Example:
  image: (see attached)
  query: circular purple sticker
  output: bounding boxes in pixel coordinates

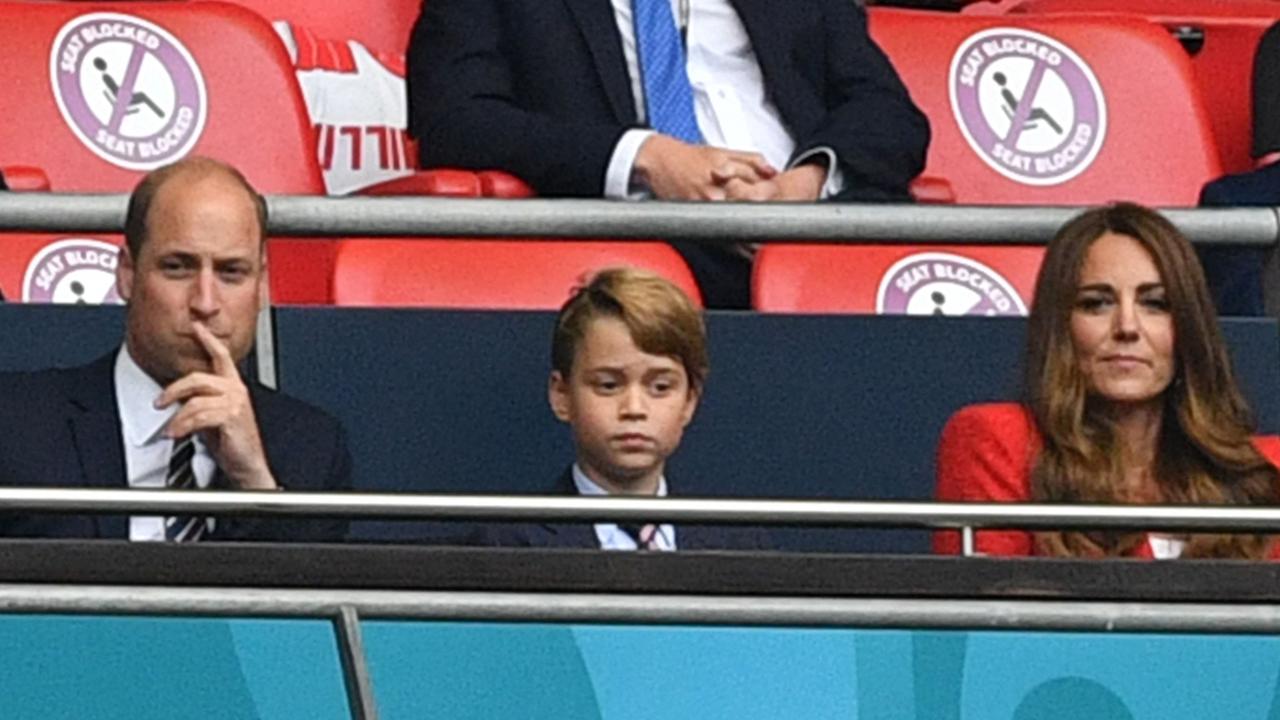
[876,252,1027,316]
[49,12,207,171]
[22,239,124,305]
[950,28,1106,186]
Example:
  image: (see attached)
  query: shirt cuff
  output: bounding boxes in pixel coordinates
[605,129,657,199]
[790,146,844,200]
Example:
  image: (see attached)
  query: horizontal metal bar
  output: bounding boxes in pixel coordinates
[1,584,1278,632]
[0,194,1275,245]
[7,488,1280,532]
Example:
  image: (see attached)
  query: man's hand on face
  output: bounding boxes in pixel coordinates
[157,322,278,490]
[634,134,777,200]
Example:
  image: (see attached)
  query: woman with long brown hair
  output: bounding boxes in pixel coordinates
[934,202,1280,558]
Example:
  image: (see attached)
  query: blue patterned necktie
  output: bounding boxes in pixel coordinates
[632,0,703,143]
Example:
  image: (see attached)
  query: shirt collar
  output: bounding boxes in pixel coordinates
[572,463,668,498]
[114,345,177,447]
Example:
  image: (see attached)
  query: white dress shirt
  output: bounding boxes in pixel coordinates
[604,0,843,199]
[572,463,676,551]
[114,347,216,541]
[1147,535,1186,559]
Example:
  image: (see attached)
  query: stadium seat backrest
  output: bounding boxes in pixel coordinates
[0,235,124,305]
[998,0,1280,18]
[868,8,1222,205]
[752,244,1044,315]
[0,1,332,302]
[228,0,419,57]
[993,1,1280,175]
[332,240,704,309]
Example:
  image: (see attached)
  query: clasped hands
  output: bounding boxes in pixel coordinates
[155,322,278,491]
[634,134,824,202]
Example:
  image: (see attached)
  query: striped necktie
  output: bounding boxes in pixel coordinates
[632,0,702,144]
[618,522,660,551]
[164,435,210,542]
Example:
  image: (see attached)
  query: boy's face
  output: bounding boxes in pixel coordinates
[549,316,700,495]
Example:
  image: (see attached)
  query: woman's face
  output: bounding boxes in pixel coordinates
[1069,232,1176,407]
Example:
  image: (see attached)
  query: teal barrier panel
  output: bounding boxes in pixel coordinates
[362,621,1280,720]
[0,615,352,719]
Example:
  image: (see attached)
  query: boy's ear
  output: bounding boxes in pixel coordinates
[548,370,572,423]
[680,385,701,427]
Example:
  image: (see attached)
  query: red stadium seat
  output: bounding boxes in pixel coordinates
[867,8,1223,205]
[227,0,419,57]
[332,240,703,309]
[0,166,52,193]
[752,244,1044,315]
[0,235,124,305]
[982,0,1280,175]
[0,1,332,303]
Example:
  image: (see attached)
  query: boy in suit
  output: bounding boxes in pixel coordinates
[484,267,768,550]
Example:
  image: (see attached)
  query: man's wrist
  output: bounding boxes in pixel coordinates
[778,164,825,201]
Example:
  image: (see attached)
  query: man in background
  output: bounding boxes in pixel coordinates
[0,156,351,541]
[1198,21,1280,316]
[408,0,930,307]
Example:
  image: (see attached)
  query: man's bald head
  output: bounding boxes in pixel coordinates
[123,156,268,259]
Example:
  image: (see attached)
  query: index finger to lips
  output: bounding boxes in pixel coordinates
[192,322,235,377]
[157,373,225,409]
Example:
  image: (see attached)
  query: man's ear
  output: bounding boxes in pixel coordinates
[257,258,270,308]
[116,245,135,302]
[680,385,701,427]
[548,370,572,423]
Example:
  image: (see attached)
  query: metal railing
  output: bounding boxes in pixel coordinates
[1,193,1278,244]
[6,488,1280,556]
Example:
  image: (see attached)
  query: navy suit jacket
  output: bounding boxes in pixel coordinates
[473,468,774,551]
[1197,162,1280,316]
[0,352,352,542]
[407,0,929,201]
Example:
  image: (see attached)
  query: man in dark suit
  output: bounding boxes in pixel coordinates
[407,0,930,307]
[0,157,351,542]
[1197,20,1280,317]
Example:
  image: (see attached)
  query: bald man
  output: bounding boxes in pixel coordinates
[0,157,351,542]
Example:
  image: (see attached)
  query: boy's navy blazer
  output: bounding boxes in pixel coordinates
[0,351,352,542]
[475,468,773,551]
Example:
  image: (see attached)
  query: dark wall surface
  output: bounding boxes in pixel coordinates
[3,306,1278,552]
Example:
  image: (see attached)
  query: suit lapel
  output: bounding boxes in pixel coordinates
[562,0,637,123]
[536,466,602,548]
[728,0,808,128]
[65,352,129,539]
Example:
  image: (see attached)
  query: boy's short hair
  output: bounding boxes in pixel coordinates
[551,267,708,392]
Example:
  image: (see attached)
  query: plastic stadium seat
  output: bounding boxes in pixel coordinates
[986,0,1280,175]
[0,235,124,305]
[360,170,483,197]
[228,0,419,57]
[752,244,1044,315]
[867,8,1222,205]
[0,1,332,302]
[332,240,704,309]
[0,166,52,193]
[478,171,537,199]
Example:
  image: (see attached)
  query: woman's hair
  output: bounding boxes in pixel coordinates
[551,267,708,393]
[1024,202,1280,558]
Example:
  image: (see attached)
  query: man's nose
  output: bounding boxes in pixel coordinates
[190,268,220,317]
